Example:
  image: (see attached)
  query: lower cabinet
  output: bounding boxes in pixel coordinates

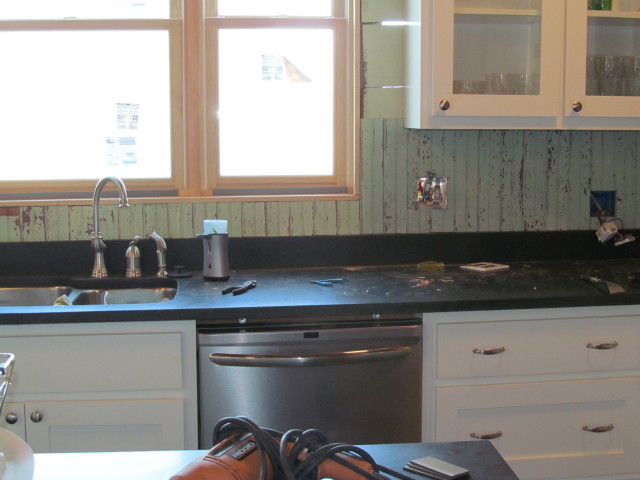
[2,399,184,452]
[0,320,197,453]
[423,306,640,480]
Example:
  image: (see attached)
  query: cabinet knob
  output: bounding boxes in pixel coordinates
[30,411,43,423]
[470,430,503,440]
[439,99,450,111]
[571,101,583,112]
[5,413,18,425]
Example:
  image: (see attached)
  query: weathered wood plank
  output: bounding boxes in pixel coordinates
[264,202,279,237]
[68,205,92,241]
[228,203,242,237]
[44,206,70,242]
[253,202,267,237]
[465,131,479,232]
[277,202,291,236]
[301,202,314,236]
[192,203,208,236]
[360,119,374,234]
[615,132,636,225]
[545,132,560,231]
[429,130,445,233]
[383,119,397,233]
[0,208,20,242]
[18,206,46,242]
[405,127,422,234]
[568,131,593,231]
[419,129,434,233]
[555,131,571,231]
[453,131,469,232]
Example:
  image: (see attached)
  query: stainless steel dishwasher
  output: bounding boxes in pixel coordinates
[197,317,422,448]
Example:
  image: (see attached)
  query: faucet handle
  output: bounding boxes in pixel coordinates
[125,236,142,278]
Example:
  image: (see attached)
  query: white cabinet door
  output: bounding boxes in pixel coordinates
[565,2,640,125]
[436,377,640,480]
[431,0,564,118]
[24,399,184,454]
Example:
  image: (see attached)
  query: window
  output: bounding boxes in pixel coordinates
[0,0,359,202]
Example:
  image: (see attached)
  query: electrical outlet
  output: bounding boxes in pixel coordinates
[590,190,616,218]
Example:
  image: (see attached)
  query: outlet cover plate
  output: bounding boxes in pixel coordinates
[590,190,616,218]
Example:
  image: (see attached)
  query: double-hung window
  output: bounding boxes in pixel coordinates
[0,1,183,200]
[0,0,358,202]
[203,0,358,197]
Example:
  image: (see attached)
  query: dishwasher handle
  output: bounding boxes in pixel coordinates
[208,346,412,367]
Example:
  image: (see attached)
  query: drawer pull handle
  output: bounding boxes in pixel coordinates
[470,431,502,440]
[583,424,614,433]
[472,347,505,355]
[586,341,618,350]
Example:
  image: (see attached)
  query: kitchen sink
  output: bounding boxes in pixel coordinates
[71,287,177,305]
[0,277,178,307]
[0,286,73,307]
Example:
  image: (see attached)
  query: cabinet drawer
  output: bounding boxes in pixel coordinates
[436,377,640,480]
[0,332,183,394]
[437,316,640,379]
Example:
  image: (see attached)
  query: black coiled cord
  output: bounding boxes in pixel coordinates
[212,417,407,480]
[213,416,283,480]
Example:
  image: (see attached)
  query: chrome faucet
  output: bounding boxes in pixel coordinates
[147,231,168,278]
[91,176,130,278]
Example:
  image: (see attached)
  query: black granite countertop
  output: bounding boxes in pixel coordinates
[3,257,640,326]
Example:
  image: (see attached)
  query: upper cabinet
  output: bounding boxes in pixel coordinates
[565,1,640,128]
[406,0,640,129]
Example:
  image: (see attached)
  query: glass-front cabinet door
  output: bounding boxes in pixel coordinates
[431,0,564,118]
[565,0,640,121]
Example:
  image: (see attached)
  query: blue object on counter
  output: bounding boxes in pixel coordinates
[309,278,344,287]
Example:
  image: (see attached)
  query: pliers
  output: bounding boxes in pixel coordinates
[222,280,257,295]
[309,278,344,287]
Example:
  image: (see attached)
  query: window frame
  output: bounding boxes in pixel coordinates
[201,0,359,199]
[0,0,360,204]
[0,15,186,201]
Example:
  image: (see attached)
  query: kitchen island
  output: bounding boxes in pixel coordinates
[32,441,518,480]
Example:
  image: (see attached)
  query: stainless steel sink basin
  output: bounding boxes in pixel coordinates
[71,287,177,305]
[0,277,178,307]
[0,286,73,307]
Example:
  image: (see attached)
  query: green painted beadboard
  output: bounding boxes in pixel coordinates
[2,123,638,242]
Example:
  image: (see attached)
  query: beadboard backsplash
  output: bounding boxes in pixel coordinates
[1,119,637,242]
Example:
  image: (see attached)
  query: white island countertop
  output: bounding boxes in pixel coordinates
[33,450,203,480]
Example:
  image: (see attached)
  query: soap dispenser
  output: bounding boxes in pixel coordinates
[125,236,142,278]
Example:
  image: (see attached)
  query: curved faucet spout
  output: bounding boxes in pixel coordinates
[92,176,129,238]
[91,176,130,278]
[148,231,168,278]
